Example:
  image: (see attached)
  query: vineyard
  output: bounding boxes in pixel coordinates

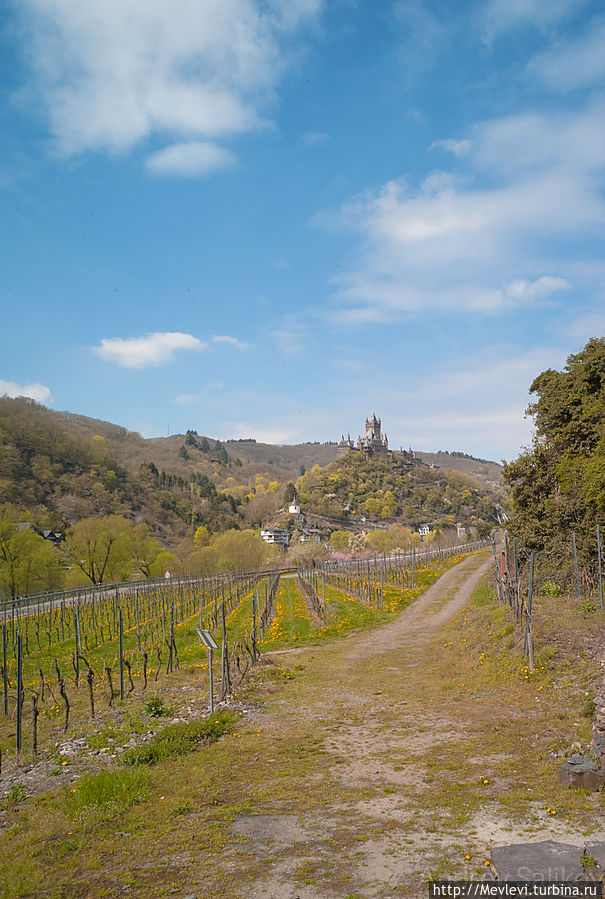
[0,541,487,774]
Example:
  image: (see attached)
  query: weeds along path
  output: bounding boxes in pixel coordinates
[5,551,605,899]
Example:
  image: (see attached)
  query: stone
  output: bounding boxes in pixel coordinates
[585,842,605,869]
[559,754,605,791]
[490,841,584,881]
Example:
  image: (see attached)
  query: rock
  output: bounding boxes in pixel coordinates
[585,842,605,869]
[559,754,605,791]
[490,841,585,881]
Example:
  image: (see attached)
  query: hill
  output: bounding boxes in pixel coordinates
[414,450,503,489]
[0,398,506,542]
[295,450,505,535]
[0,398,241,540]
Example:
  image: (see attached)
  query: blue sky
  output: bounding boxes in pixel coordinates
[1,0,604,461]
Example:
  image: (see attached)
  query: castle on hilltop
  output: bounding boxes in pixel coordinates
[338,412,389,459]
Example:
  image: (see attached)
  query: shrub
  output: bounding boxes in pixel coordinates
[582,699,596,718]
[541,581,562,597]
[144,696,170,718]
[1,784,26,808]
[581,601,597,613]
[122,711,235,767]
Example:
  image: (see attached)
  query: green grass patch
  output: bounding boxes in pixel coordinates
[66,767,149,822]
[121,710,235,766]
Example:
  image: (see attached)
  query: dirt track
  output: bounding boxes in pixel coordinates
[9,552,601,899]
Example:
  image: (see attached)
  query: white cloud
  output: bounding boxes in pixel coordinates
[145,142,235,177]
[565,310,605,343]
[504,276,569,300]
[529,17,605,93]
[272,326,306,356]
[95,332,206,368]
[429,138,471,157]
[325,99,605,322]
[211,335,248,350]
[229,424,302,444]
[173,393,202,406]
[370,345,570,459]
[0,379,53,404]
[17,0,321,164]
[480,0,583,40]
[301,130,329,145]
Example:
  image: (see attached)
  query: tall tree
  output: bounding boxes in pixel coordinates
[504,338,605,567]
[64,515,132,585]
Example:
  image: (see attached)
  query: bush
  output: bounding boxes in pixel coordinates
[582,699,596,718]
[581,601,597,613]
[122,711,235,767]
[144,696,170,718]
[541,581,562,597]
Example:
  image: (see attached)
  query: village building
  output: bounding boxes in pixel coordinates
[260,527,290,547]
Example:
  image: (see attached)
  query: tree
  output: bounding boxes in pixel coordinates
[0,517,64,600]
[381,490,398,519]
[348,532,367,557]
[504,338,605,571]
[365,529,391,553]
[329,530,351,551]
[64,515,132,585]
[211,529,273,572]
[193,525,210,547]
[283,482,296,504]
[128,523,164,578]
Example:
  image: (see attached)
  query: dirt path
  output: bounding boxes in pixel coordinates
[236,553,493,898]
[219,551,601,899]
[10,552,603,899]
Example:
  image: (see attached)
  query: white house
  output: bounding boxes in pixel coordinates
[418,524,430,537]
[261,528,290,547]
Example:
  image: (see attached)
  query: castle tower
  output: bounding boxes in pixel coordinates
[365,412,381,440]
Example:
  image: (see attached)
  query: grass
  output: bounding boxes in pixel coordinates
[121,710,236,766]
[66,767,150,822]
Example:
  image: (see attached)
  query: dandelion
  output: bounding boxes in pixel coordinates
[465,854,471,860]
[484,860,490,867]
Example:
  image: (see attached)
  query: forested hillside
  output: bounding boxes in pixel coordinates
[0,397,505,544]
[296,451,504,535]
[0,398,241,539]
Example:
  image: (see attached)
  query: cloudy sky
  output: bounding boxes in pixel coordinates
[1,0,604,460]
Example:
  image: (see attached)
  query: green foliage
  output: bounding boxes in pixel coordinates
[121,711,235,766]
[580,601,597,613]
[504,338,605,578]
[582,699,596,718]
[144,696,170,718]
[0,397,243,546]
[297,451,500,530]
[0,513,64,600]
[66,768,149,820]
[64,515,133,585]
[171,801,193,816]
[541,581,562,596]
[1,784,27,808]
